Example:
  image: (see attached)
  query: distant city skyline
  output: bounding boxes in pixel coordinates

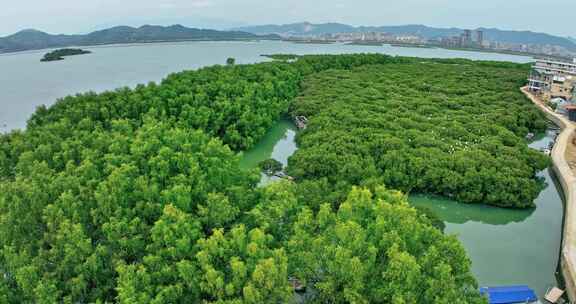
[0,0,574,38]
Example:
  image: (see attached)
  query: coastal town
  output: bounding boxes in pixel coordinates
[528,57,576,118]
[285,28,575,59]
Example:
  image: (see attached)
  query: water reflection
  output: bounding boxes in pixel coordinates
[239,119,297,185]
[530,129,560,150]
[409,128,563,299]
[240,120,563,299]
[410,194,535,225]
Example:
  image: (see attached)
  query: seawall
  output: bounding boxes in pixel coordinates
[521,87,576,301]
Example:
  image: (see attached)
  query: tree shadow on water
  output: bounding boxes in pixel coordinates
[409,194,535,226]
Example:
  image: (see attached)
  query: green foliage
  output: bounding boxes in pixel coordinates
[258,158,283,176]
[549,101,558,111]
[415,205,446,232]
[195,225,292,303]
[0,120,258,303]
[0,53,543,303]
[226,57,236,65]
[22,61,302,151]
[255,185,485,304]
[288,61,549,208]
[41,48,91,62]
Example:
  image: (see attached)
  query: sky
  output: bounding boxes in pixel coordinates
[0,0,574,38]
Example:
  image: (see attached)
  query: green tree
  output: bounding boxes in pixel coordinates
[285,187,485,303]
[258,158,283,176]
[196,225,292,303]
[0,54,529,302]
[288,60,549,208]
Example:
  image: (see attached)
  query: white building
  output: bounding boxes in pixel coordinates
[528,58,576,101]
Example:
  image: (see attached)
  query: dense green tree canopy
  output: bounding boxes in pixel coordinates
[0,120,259,303]
[0,53,547,302]
[288,61,548,208]
[259,158,284,176]
[285,186,483,304]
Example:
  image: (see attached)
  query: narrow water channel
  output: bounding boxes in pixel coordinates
[239,119,297,185]
[240,123,564,300]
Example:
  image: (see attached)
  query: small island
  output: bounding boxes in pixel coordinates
[261,54,300,62]
[41,48,91,62]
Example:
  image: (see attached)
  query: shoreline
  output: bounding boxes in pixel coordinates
[0,38,280,56]
[2,39,540,59]
[440,46,568,61]
[521,87,576,301]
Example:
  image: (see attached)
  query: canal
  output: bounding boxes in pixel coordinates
[240,122,565,300]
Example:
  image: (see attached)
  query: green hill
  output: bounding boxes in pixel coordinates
[235,22,576,51]
[0,25,280,53]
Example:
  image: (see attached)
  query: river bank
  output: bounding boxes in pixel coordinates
[522,87,576,301]
[241,116,564,299]
[410,129,563,299]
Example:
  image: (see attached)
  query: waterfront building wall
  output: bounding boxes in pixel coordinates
[529,58,576,101]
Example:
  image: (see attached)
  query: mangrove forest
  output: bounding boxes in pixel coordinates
[0,54,547,303]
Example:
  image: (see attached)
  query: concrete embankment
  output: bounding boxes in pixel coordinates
[521,87,576,301]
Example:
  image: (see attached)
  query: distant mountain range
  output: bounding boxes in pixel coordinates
[0,24,280,53]
[234,22,576,51]
[2,22,573,54]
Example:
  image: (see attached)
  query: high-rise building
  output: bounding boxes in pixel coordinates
[463,30,472,43]
[475,30,484,46]
[442,29,485,49]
